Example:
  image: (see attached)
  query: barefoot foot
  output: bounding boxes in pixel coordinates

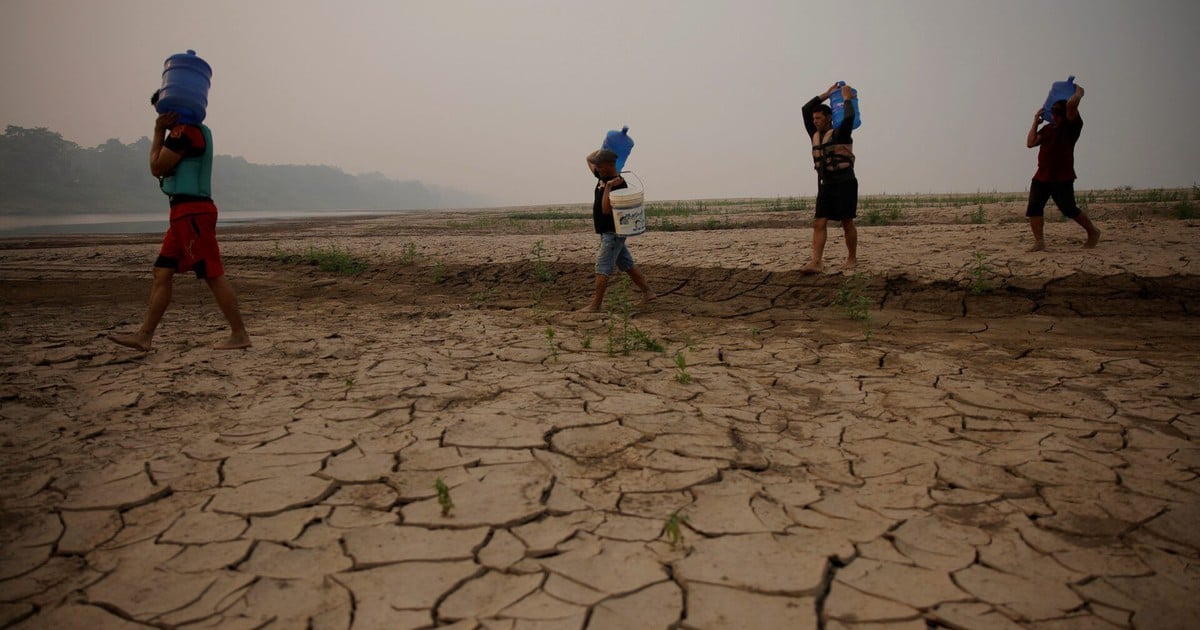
[1084,229,1100,249]
[576,303,602,313]
[1026,240,1046,253]
[839,259,857,272]
[799,263,824,275]
[109,332,152,352]
[213,334,252,350]
[639,291,657,305]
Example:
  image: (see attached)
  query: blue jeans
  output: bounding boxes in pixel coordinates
[595,232,634,276]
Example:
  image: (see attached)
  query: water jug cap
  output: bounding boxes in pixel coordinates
[187,49,196,55]
[621,125,629,135]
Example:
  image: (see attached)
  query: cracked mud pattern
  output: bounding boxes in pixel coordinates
[1,214,1198,629]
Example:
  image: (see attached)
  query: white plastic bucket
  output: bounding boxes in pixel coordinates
[610,172,646,237]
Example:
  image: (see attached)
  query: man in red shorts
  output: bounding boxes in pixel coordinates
[110,97,250,351]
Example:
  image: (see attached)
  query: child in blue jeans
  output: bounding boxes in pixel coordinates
[579,149,655,312]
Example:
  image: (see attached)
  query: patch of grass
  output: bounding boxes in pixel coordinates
[274,244,367,275]
[1174,200,1198,220]
[864,206,902,226]
[508,208,584,221]
[432,260,447,284]
[969,205,987,224]
[470,287,496,304]
[582,334,592,350]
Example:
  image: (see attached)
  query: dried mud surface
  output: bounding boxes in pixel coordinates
[1,205,1198,629]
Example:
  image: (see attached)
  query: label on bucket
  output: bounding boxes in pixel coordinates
[613,205,646,237]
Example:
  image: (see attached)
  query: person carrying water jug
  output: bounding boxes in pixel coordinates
[110,91,251,351]
[1023,80,1100,251]
[578,149,655,312]
[800,82,859,274]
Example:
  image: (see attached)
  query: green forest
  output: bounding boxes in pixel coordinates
[0,126,484,215]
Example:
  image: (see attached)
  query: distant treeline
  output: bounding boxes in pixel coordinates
[0,125,484,215]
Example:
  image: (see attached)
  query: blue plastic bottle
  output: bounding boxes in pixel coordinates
[602,126,635,171]
[829,82,862,130]
[156,50,212,125]
[1042,76,1076,121]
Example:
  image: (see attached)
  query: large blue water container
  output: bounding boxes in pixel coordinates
[829,82,862,130]
[1042,75,1075,121]
[156,50,212,125]
[602,126,635,171]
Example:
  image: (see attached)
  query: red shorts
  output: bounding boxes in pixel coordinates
[156,201,224,279]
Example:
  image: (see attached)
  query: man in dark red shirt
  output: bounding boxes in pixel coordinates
[1024,81,1100,251]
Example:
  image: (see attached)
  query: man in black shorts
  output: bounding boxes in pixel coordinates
[1024,80,1100,251]
[801,82,859,274]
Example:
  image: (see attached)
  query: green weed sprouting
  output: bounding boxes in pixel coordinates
[664,511,689,548]
[532,240,555,282]
[545,326,558,361]
[833,272,872,321]
[1174,200,1198,220]
[399,242,417,265]
[674,351,692,384]
[606,276,664,356]
[435,478,454,517]
[969,205,987,224]
[969,251,994,295]
[432,260,447,284]
[582,334,592,350]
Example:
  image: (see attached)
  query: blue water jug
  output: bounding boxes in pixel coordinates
[156,50,212,125]
[829,82,862,130]
[602,126,635,171]
[1042,75,1075,121]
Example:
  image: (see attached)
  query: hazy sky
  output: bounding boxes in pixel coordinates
[2,0,1198,207]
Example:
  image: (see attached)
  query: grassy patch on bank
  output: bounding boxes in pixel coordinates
[273,244,367,275]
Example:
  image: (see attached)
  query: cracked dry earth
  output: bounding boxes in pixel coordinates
[1,213,1199,629]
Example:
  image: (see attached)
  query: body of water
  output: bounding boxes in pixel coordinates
[0,209,409,237]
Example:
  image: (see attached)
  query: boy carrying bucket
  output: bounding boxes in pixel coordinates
[578,149,655,312]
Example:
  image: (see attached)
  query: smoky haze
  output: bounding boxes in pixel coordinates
[2,0,1198,208]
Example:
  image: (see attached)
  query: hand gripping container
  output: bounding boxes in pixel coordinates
[156,50,212,125]
[829,81,862,130]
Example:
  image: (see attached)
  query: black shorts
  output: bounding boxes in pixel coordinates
[1026,179,1081,219]
[815,176,858,221]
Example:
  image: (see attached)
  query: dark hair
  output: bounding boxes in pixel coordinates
[815,104,832,117]
[1051,99,1067,111]
[150,90,161,106]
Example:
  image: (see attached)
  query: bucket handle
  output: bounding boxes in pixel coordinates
[618,170,643,191]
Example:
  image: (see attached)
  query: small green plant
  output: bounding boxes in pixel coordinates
[605,276,664,356]
[748,327,760,339]
[582,334,592,350]
[545,327,558,361]
[532,285,546,309]
[663,511,689,549]
[470,287,497,304]
[969,205,987,224]
[435,478,454,517]
[1174,200,1198,220]
[969,251,994,295]
[532,240,555,282]
[833,272,872,321]
[674,351,692,384]
[432,260,447,284]
[344,377,355,389]
[399,242,417,265]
